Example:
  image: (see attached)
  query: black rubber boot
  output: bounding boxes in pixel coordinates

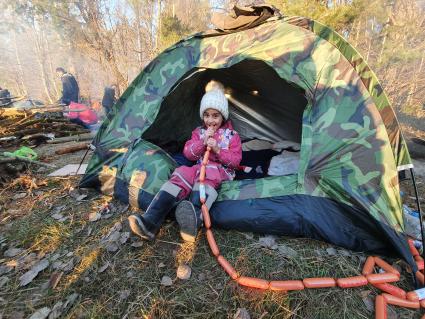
[128,182,181,241]
[176,185,218,242]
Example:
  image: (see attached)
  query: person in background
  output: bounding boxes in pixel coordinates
[0,86,12,105]
[56,67,79,105]
[101,85,117,115]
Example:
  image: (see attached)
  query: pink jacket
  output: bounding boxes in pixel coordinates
[183,120,242,179]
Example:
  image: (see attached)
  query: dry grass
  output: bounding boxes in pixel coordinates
[0,174,424,319]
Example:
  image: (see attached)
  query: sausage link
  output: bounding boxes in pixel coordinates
[375,295,387,319]
[372,283,406,299]
[337,276,368,288]
[269,280,304,291]
[362,256,375,275]
[201,204,211,229]
[366,273,399,284]
[217,255,238,280]
[303,278,336,288]
[238,276,270,290]
[205,229,219,256]
[374,257,399,275]
[382,293,420,309]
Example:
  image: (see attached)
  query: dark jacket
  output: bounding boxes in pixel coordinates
[60,73,79,105]
[0,89,11,105]
[101,86,116,114]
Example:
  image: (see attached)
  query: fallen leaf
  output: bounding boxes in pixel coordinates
[13,193,27,200]
[48,301,64,319]
[4,247,23,257]
[101,213,113,219]
[19,258,49,286]
[69,189,85,200]
[277,245,298,258]
[76,194,87,201]
[131,241,144,248]
[86,227,92,237]
[244,233,254,240]
[9,312,24,319]
[360,290,374,312]
[109,222,122,233]
[0,265,13,275]
[387,306,397,319]
[0,276,10,288]
[66,252,74,257]
[62,293,80,312]
[106,242,119,252]
[61,259,75,273]
[258,236,278,250]
[88,212,101,222]
[106,231,121,242]
[98,262,110,273]
[326,247,337,256]
[51,213,64,220]
[120,232,130,244]
[50,205,66,215]
[177,264,191,280]
[119,289,131,301]
[158,262,165,268]
[48,293,80,319]
[18,253,38,270]
[28,307,51,319]
[48,272,64,289]
[337,249,351,256]
[234,308,251,319]
[161,275,173,286]
[52,261,64,270]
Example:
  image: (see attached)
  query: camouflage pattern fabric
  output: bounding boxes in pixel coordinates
[81,15,411,233]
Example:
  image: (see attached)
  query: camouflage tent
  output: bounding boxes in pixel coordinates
[80,13,415,267]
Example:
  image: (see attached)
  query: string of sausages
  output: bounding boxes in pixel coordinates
[199,147,425,318]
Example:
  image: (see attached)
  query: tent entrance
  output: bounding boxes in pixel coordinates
[142,59,308,177]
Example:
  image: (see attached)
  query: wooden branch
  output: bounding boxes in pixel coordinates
[46,132,95,144]
[55,142,89,155]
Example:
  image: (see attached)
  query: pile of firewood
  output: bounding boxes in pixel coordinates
[0,108,92,148]
[0,107,96,184]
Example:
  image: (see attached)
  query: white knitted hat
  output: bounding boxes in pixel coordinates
[199,81,229,120]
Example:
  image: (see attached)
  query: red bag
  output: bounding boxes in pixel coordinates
[65,102,98,125]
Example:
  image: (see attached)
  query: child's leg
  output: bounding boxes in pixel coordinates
[128,181,182,241]
[128,165,198,241]
[175,180,219,242]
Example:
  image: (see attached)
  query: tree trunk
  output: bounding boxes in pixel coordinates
[12,30,27,96]
[405,53,424,107]
[365,18,374,62]
[156,0,162,51]
[30,23,54,103]
[135,2,144,69]
[44,31,59,97]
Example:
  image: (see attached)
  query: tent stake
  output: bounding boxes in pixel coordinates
[410,168,425,286]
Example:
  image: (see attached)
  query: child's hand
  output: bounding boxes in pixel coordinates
[207,138,220,153]
[204,127,215,145]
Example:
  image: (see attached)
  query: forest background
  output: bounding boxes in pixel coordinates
[0,0,424,128]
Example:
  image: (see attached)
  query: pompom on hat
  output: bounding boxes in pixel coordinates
[199,80,229,120]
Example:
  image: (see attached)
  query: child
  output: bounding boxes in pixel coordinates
[128,81,242,242]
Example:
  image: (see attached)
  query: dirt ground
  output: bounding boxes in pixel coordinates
[0,133,424,318]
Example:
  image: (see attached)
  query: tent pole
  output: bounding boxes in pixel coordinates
[409,168,425,284]
[75,144,92,188]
